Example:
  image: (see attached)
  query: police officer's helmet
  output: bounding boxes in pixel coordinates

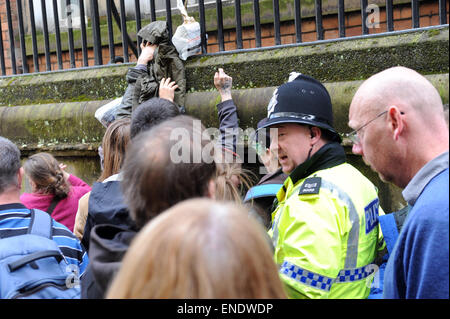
[259,73,341,142]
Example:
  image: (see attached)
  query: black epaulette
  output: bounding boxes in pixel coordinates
[298,177,322,195]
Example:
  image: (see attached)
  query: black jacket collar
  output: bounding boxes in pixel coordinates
[289,142,347,185]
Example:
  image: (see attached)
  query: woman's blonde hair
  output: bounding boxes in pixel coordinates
[23,152,70,197]
[106,198,286,299]
[98,118,131,182]
[214,160,255,203]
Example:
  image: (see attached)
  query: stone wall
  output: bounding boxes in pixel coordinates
[0,25,449,212]
[1,0,448,75]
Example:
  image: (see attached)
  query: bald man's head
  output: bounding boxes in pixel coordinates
[350,66,444,125]
[348,67,448,188]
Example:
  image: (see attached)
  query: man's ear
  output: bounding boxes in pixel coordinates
[17,167,24,190]
[387,106,404,140]
[310,126,322,144]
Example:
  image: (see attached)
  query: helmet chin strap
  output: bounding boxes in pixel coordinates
[306,126,315,161]
[306,144,314,161]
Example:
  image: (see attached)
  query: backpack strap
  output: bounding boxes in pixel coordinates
[46,195,63,216]
[28,209,53,239]
[378,214,398,256]
[379,205,411,256]
[393,205,410,233]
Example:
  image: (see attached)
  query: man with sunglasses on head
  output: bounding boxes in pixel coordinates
[348,66,449,299]
[262,72,385,299]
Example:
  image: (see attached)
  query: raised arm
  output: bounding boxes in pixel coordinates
[214,68,239,155]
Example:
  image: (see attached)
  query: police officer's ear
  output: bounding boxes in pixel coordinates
[309,127,321,140]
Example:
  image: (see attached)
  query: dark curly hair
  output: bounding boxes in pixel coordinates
[130,97,180,140]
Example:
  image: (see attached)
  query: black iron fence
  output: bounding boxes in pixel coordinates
[0,0,448,77]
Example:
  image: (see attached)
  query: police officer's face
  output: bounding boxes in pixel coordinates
[269,123,313,174]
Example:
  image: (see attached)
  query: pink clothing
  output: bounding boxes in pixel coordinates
[20,174,91,232]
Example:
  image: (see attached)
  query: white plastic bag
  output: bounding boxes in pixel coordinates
[94,97,123,128]
[172,0,204,60]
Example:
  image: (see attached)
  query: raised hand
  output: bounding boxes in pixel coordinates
[58,163,70,181]
[137,42,158,65]
[159,77,179,102]
[214,68,233,102]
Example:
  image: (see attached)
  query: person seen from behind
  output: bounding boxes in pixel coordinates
[106,198,287,299]
[212,68,255,204]
[0,137,88,298]
[81,82,181,252]
[74,118,131,240]
[20,152,91,232]
[82,115,217,298]
[114,20,185,119]
[244,117,287,228]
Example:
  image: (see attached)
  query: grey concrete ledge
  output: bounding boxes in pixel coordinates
[0,100,106,150]
[186,73,449,131]
[2,73,447,154]
[186,26,449,91]
[0,26,448,107]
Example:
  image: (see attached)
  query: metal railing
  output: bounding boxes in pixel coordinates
[0,0,448,77]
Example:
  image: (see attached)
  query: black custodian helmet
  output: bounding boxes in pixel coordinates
[259,73,341,142]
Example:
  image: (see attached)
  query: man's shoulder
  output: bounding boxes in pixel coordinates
[403,175,449,234]
[0,206,77,237]
[0,204,32,236]
[89,180,126,210]
[303,162,377,194]
[414,168,449,212]
[51,218,79,239]
[329,162,373,181]
[0,207,83,251]
[423,167,449,193]
[90,179,123,199]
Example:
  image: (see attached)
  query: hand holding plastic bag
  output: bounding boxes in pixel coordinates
[172,0,205,60]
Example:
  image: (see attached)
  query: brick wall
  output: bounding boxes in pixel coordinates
[206,0,448,52]
[1,0,449,76]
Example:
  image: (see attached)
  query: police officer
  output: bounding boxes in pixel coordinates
[259,73,385,299]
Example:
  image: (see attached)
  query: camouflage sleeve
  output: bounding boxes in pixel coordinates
[114,66,147,119]
[168,57,186,108]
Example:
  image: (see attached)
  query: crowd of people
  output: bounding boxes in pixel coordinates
[0,22,448,300]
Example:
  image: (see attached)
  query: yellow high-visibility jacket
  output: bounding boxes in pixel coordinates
[269,143,385,299]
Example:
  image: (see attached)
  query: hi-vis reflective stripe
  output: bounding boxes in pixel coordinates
[320,180,360,269]
[280,261,335,291]
[271,210,282,249]
[335,266,376,283]
[280,260,375,292]
[271,185,287,249]
[270,178,361,270]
